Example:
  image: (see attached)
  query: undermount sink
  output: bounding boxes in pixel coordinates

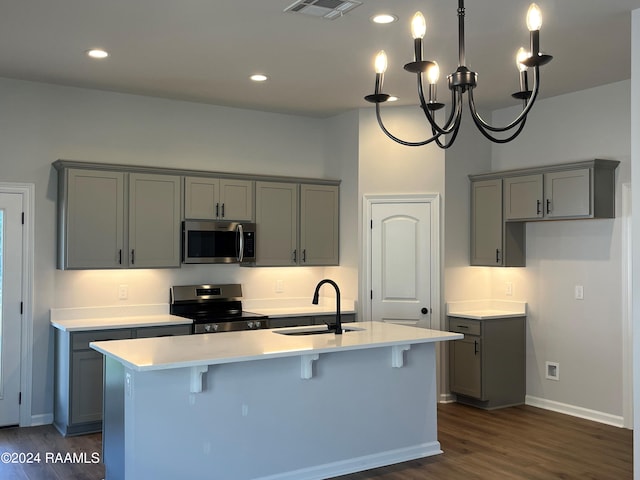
[275,326,364,336]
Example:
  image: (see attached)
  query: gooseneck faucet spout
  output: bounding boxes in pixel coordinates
[312,279,342,334]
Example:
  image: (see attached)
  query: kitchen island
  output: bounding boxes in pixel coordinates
[91,321,462,480]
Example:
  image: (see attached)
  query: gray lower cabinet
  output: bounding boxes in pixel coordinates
[269,313,355,329]
[448,316,525,409]
[54,324,191,436]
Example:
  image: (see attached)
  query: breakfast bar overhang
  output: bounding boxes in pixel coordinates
[91,321,462,480]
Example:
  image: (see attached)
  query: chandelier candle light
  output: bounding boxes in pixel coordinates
[364,1,552,148]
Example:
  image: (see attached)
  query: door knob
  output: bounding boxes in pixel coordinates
[421,307,429,314]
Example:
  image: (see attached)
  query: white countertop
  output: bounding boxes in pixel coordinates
[51,314,192,332]
[90,321,462,372]
[51,298,356,332]
[446,300,527,319]
[243,297,356,318]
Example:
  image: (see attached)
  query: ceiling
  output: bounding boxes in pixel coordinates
[1,0,640,117]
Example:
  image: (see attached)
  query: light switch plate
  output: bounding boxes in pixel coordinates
[575,285,584,300]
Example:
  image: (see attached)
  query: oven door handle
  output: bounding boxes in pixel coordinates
[236,223,244,263]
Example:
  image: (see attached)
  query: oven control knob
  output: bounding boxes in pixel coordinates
[247,321,255,329]
[255,321,261,328]
[204,324,212,332]
[212,324,219,332]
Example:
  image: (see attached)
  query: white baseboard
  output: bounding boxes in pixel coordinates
[439,393,456,404]
[256,442,442,480]
[27,413,54,427]
[525,395,625,428]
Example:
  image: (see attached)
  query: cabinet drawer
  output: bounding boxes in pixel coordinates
[135,324,192,338]
[448,318,481,336]
[71,329,133,351]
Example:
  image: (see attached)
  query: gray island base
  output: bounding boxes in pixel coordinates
[92,321,461,480]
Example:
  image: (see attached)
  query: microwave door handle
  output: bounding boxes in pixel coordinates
[237,224,244,263]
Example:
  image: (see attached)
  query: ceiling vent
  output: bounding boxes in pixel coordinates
[284,0,362,20]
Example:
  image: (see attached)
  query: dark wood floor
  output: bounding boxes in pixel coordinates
[0,403,632,479]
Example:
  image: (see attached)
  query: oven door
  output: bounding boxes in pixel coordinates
[182,221,256,264]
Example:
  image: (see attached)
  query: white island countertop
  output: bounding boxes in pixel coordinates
[91,321,462,372]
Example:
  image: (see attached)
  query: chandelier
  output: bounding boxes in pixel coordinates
[364,1,552,148]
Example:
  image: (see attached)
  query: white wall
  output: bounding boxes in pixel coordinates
[0,77,359,420]
[491,81,631,419]
[356,106,446,315]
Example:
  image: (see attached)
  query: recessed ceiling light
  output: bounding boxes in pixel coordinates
[86,49,109,59]
[250,74,268,82]
[371,14,398,24]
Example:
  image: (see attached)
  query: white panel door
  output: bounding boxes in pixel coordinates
[371,202,432,327]
[0,193,23,426]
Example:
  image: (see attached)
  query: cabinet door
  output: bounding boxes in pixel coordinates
[70,350,104,425]
[299,184,339,265]
[544,168,591,218]
[219,179,254,221]
[470,179,503,266]
[184,177,219,219]
[449,337,483,399]
[128,173,181,268]
[64,169,125,269]
[504,174,543,220]
[255,182,298,266]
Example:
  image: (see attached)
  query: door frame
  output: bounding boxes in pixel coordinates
[0,183,34,427]
[362,194,441,328]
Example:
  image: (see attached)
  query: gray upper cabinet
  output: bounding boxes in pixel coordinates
[255,181,339,267]
[61,169,126,269]
[502,161,618,222]
[471,159,619,267]
[470,178,525,267]
[57,166,181,269]
[504,174,543,220]
[255,182,299,266]
[504,168,592,221]
[300,184,339,265]
[55,160,339,269]
[184,176,254,221]
[128,173,181,268]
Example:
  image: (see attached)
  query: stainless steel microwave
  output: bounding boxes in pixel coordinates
[182,220,256,265]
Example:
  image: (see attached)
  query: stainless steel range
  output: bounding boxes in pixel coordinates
[169,283,269,334]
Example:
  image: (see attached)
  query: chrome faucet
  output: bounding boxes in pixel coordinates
[312,279,342,334]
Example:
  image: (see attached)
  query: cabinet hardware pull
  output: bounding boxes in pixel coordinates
[302,249,306,262]
[131,249,135,265]
[536,199,541,215]
[421,307,429,314]
[292,249,297,263]
[546,199,551,214]
[495,248,501,264]
[118,249,122,265]
[216,203,219,218]
[456,325,469,329]
[221,203,225,218]
[474,340,479,355]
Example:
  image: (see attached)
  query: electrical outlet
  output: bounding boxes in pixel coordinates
[505,282,513,296]
[275,280,284,293]
[118,284,129,300]
[574,285,584,300]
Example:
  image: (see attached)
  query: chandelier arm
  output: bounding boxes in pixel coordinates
[435,109,463,149]
[434,91,465,148]
[468,66,541,133]
[470,103,529,143]
[374,103,442,147]
[417,74,460,135]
